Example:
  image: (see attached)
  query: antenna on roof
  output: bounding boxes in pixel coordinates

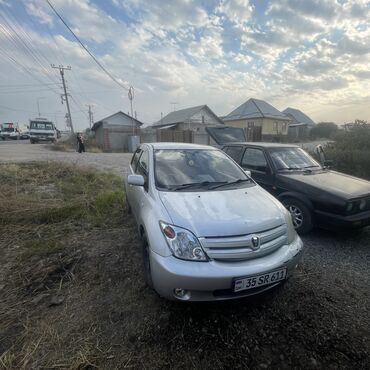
[170,102,178,111]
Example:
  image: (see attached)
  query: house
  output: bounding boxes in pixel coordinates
[282,107,316,141]
[152,105,224,132]
[92,111,143,151]
[223,98,291,141]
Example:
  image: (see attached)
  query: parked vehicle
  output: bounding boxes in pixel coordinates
[29,119,57,143]
[206,127,370,234]
[124,143,303,301]
[0,123,20,140]
[20,131,30,140]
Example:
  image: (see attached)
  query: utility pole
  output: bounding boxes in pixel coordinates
[86,104,94,129]
[170,102,178,111]
[51,64,74,133]
[128,86,135,135]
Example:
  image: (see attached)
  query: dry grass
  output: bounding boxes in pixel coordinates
[0,162,125,369]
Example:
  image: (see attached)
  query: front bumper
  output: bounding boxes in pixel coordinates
[150,236,303,301]
[315,209,370,230]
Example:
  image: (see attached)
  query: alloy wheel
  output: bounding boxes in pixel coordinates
[288,205,303,228]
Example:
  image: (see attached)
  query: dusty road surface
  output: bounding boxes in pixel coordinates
[0,141,132,176]
[0,142,369,369]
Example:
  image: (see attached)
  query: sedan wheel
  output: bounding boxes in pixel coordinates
[287,205,303,228]
[282,198,313,234]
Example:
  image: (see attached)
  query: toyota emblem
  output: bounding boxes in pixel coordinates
[251,235,260,250]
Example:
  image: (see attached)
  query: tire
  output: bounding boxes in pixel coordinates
[281,197,313,234]
[142,236,153,289]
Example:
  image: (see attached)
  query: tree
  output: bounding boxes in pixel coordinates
[310,122,338,139]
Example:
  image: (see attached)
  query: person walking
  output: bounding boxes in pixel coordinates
[77,133,85,153]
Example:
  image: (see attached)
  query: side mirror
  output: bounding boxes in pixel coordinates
[128,174,145,186]
[244,170,252,177]
[324,159,334,168]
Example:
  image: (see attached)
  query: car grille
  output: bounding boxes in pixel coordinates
[199,224,287,262]
[32,132,54,136]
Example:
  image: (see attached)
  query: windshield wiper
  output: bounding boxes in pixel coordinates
[170,181,224,191]
[276,167,301,171]
[208,178,250,190]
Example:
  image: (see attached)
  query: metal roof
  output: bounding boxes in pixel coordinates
[283,107,316,127]
[147,142,213,150]
[223,142,299,148]
[224,98,290,121]
[152,105,223,128]
[92,111,143,131]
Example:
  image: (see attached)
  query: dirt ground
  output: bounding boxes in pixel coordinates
[0,152,369,369]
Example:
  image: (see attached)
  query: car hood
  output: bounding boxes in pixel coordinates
[277,170,370,199]
[159,186,285,237]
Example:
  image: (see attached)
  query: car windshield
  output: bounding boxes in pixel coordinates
[154,149,252,191]
[269,147,322,171]
[3,128,14,132]
[30,122,53,130]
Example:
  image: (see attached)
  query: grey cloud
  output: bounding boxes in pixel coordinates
[297,58,335,76]
[336,35,370,55]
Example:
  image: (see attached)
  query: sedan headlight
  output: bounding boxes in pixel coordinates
[359,199,367,211]
[346,202,354,213]
[160,221,207,261]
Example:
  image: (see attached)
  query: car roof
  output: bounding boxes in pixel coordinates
[223,142,299,148]
[146,142,214,150]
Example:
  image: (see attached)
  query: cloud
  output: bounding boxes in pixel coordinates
[217,0,253,24]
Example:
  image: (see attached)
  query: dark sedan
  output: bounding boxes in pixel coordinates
[207,127,370,234]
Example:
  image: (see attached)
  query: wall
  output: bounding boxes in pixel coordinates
[261,118,290,135]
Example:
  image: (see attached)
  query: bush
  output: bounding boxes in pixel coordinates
[310,122,338,139]
[326,127,370,180]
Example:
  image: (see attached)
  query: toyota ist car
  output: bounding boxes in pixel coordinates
[124,143,303,301]
[206,126,370,234]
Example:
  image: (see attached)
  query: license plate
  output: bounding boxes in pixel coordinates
[234,268,287,292]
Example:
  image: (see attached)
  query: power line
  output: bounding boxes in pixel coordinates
[46,0,130,91]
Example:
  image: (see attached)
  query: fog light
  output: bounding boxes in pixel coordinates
[173,288,190,300]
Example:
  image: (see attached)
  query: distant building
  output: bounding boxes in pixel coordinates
[223,98,291,141]
[92,111,143,151]
[283,107,316,141]
[152,105,224,132]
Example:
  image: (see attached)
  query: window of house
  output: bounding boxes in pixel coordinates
[201,115,205,123]
[241,148,268,172]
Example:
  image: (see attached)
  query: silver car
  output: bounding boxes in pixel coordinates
[125,143,303,301]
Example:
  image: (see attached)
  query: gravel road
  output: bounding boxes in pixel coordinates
[0,141,132,176]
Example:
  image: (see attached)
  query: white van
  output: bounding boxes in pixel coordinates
[0,123,20,140]
[29,119,57,144]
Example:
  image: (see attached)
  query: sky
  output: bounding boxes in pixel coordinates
[0,0,369,131]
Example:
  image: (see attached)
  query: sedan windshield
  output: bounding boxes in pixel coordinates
[269,147,321,171]
[154,149,252,191]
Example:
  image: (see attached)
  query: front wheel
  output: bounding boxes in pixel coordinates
[282,198,313,234]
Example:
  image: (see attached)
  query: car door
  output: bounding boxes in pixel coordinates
[241,147,275,193]
[130,148,150,218]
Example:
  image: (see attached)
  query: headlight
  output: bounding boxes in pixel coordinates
[284,211,297,244]
[346,202,354,213]
[160,222,208,261]
[359,199,367,211]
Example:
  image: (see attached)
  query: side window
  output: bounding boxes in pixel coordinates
[131,148,142,172]
[225,146,244,163]
[137,149,149,179]
[242,148,268,172]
